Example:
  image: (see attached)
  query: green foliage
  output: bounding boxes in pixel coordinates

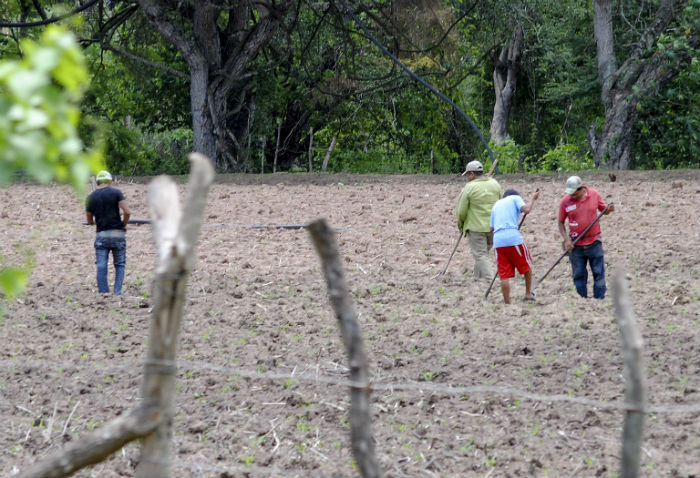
[482,139,523,174]
[0,26,103,195]
[0,27,100,305]
[631,3,700,169]
[530,143,594,172]
[99,124,192,175]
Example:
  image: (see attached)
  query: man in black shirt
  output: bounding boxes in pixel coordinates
[86,171,131,295]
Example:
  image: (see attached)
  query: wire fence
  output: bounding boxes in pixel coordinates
[2,359,699,416]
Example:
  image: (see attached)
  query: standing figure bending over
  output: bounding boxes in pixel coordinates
[558,176,614,299]
[490,189,538,304]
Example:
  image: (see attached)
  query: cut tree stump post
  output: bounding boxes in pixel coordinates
[135,153,215,478]
[17,153,214,478]
[308,219,384,478]
[612,270,646,478]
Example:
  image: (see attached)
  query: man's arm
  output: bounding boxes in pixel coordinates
[558,219,573,250]
[86,212,94,226]
[455,191,468,233]
[119,200,131,231]
[520,191,539,215]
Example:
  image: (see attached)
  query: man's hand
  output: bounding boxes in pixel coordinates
[563,237,574,251]
[604,204,615,215]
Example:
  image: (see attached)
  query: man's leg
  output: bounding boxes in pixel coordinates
[500,278,511,304]
[569,246,588,298]
[468,232,492,279]
[112,238,126,296]
[588,241,606,299]
[94,239,110,293]
[523,269,534,299]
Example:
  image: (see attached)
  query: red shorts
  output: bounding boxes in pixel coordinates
[494,244,532,280]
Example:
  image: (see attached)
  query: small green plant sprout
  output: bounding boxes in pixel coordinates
[296,416,312,433]
[483,456,496,468]
[574,363,589,381]
[677,376,688,393]
[420,370,439,381]
[239,455,254,467]
[284,379,298,389]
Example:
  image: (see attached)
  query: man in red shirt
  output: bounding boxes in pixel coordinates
[558,176,614,299]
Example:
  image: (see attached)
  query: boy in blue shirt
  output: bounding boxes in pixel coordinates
[490,189,538,304]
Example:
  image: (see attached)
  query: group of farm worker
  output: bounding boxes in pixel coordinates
[83,164,614,302]
[456,160,615,304]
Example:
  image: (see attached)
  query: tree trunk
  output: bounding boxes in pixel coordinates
[137,0,294,170]
[590,0,682,169]
[593,0,616,113]
[592,52,677,169]
[190,61,217,162]
[321,136,337,172]
[489,27,523,145]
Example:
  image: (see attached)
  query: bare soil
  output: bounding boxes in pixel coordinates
[1,170,699,478]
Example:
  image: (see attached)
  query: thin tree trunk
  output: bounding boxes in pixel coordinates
[489,27,523,145]
[308,127,314,172]
[273,120,281,173]
[321,136,337,172]
[260,136,266,174]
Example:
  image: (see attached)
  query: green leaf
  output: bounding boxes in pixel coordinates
[0,267,28,299]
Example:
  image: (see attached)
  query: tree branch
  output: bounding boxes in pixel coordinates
[102,44,190,80]
[16,405,162,478]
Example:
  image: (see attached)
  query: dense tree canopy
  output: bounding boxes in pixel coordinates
[2,0,698,173]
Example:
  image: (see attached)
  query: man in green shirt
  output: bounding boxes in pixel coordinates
[455,161,502,279]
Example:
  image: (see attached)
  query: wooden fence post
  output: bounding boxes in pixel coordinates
[135,153,215,478]
[17,153,214,478]
[612,270,646,478]
[308,219,384,478]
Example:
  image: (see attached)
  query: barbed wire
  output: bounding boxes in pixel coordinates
[1,359,698,415]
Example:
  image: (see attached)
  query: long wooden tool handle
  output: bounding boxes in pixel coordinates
[438,232,463,275]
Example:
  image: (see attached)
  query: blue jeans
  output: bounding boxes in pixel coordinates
[95,236,126,295]
[569,240,606,299]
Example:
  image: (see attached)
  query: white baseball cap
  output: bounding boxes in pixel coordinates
[96,170,112,182]
[464,160,483,173]
[565,176,582,194]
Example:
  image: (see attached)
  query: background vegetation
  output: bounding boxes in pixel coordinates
[1,0,698,177]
